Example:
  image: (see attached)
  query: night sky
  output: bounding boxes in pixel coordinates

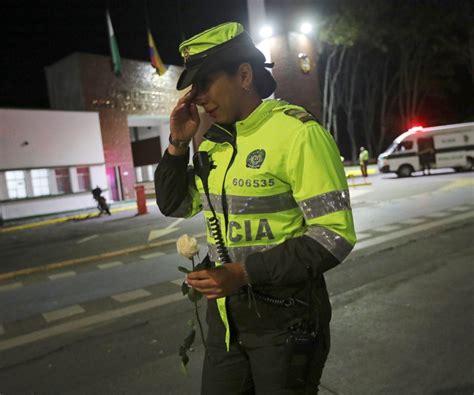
[0,0,249,109]
[1,0,472,125]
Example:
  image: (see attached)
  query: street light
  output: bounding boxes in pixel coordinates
[259,25,273,39]
[300,22,313,34]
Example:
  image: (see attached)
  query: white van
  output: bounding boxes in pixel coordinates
[378,122,474,177]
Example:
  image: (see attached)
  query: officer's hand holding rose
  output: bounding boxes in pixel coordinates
[186,263,249,299]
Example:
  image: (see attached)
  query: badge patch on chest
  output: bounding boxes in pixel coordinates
[246,149,266,169]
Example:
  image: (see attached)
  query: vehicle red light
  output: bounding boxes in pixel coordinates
[408,125,423,132]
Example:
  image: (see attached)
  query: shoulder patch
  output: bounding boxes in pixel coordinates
[283,108,318,123]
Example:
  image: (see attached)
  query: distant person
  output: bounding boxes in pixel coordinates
[92,186,111,215]
[419,146,434,175]
[92,186,102,201]
[359,147,369,178]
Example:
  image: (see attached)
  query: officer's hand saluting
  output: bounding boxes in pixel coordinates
[169,87,200,155]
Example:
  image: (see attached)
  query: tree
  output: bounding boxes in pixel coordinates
[317,0,473,158]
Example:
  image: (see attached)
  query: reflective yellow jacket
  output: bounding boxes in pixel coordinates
[165,99,356,348]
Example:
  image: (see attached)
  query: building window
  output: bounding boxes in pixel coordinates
[55,168,71,194]
[31,169,50,196]
[5,170,27,199]
[77,167,91,191]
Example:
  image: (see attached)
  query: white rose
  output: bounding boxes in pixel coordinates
[176,234,199,259]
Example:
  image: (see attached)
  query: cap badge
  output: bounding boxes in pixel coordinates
[183,48,190,63]
[246,149,266,169]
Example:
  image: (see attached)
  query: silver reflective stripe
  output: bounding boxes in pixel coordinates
[208,243,278,262]
[200,193,222,213]
[304,226,353,262]
[168,195,193,217]
[298,190,351,220]
[200,192,297,215]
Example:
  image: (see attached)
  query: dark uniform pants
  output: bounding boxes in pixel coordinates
[201,324,330,395]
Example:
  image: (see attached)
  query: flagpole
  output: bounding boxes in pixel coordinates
[177,0,186,41]
[144,0,151,31]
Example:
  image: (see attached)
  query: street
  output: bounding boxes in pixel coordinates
[0,170,473,394]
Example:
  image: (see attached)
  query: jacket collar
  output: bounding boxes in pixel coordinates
[203,123,235,145]
[235,99,282,136]
[203,99,286,144]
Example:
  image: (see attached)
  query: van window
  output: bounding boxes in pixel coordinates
[396,141,413,151]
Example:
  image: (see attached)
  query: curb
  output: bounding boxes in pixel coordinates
[0,201,155,233]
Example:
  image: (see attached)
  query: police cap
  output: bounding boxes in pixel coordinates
[176,22,276,98]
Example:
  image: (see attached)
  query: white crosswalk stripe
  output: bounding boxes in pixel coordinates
[111,289,151,303]
[98,261,123,270]
[425,212,450,218]
[449,206,470,212]
[374,224,400,232]
[356,233,371,241]
[140,251,165,260]
[0,282,23,292]
[399,218,426,225]
[43,305,85,323]
[48,271,76,280]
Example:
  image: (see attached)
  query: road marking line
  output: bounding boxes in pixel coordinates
[0,282,23,292]
[111,289,151,303]
[140,251,165,260]
[349,189,372,198]
[0,292,183,351]
[97,261,123,270]
[354,211,474,251]
[356,233,371,241]
[425,212,450,218]
[148,218,185,242]
[0,324,4,336]
[449,206,470,212]
[374,225,400,232]
[399,218,426,225]
[42,305,85,323]
[166,218,185,228]
[48,271,76,280]
[170,278,184,286]
[0,232,207,282]
[440,178,474,192]
[148,228,179,242]
[77,234,99,244]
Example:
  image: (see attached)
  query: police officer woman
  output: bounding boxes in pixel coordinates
[155,22,356,394]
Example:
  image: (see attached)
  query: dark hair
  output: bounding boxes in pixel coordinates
[219,60,275,99]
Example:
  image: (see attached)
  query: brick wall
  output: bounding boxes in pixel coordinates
[271,33,321,119]
[97,110,135,200]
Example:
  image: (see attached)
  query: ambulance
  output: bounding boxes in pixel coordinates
[378,122,474,177]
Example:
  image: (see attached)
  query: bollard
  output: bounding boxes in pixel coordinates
[135,185,148,215]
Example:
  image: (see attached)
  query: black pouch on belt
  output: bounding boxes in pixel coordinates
[284,322,317,389]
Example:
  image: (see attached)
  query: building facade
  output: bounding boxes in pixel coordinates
[45,53,186,201]
[0,109,107,221]
[248,0,322,118]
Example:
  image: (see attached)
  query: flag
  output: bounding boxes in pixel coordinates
[147,29,167,75]
[106,10,122,76]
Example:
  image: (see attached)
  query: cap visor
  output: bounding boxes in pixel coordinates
[176,67,199,90]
